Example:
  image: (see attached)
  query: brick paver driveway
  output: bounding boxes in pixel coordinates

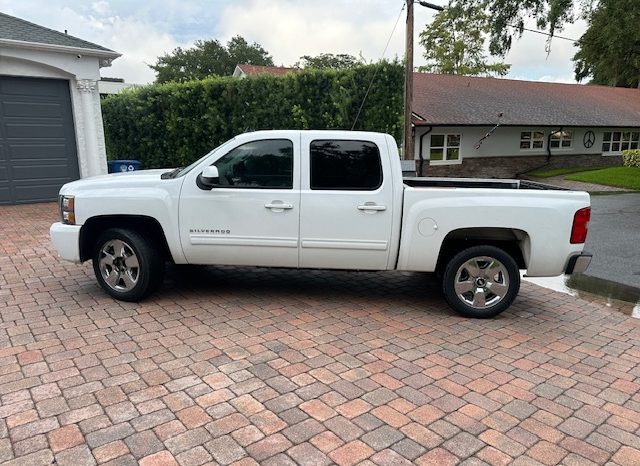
[1,203,639,466]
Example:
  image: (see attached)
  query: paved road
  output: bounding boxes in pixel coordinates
[1,203,640,465]
[584,193,640,289]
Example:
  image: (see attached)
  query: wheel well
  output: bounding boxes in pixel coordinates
[79,215,173,263]
[436,228,528,272]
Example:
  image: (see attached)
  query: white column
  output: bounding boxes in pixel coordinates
[76,79,106,176]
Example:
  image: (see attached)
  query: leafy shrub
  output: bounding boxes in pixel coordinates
[102,62,404,169]
[622,149,640,168]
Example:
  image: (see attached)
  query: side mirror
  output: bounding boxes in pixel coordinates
[198,165,220,190]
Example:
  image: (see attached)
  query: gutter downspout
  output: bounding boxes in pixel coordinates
[516,127,561,178]
[418,126,433,177]
[546,127,558,163]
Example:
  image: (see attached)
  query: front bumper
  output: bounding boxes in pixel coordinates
[50,222,82,263]
[565,253,592,275]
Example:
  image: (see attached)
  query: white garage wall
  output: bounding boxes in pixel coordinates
[0,46,109,178]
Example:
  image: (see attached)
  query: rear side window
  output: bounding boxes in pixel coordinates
[310,140,382,190]
[214,139,293,189]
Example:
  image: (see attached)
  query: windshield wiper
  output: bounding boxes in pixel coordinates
[161,167,183,179]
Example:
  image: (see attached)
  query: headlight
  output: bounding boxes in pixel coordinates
[59,195,75,225]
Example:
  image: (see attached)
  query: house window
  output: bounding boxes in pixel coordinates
[520,131,544,149]
[603,131,640,153]
[430,134,461,163]
[550,130,573,149]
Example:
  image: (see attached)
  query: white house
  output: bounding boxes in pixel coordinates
[0,12,120,204]
[98,77,138,96]
[411,73,640,178]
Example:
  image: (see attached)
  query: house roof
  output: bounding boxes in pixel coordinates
[412,73,640,127]
[235,64,299,77]
[0,12,118,56]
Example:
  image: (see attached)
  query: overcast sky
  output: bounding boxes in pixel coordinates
[0,0,587,84]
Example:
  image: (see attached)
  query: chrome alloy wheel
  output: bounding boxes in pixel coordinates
[453,256,509,309]
[98,239,140,291]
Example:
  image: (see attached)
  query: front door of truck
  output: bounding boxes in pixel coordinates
[298,134,395,270]
[179,136,300,267]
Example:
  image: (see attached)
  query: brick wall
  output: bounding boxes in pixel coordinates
[418,153,623,178]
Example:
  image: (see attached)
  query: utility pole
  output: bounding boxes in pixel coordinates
[403,1,445,166]
[403,0,415,162]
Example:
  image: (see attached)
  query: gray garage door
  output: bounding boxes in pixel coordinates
[0,76,79,204]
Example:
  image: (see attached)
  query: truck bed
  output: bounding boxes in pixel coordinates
[403,177,567,191]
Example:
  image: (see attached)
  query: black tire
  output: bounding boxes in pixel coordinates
[92,228,164,302]
[442,245,520,318]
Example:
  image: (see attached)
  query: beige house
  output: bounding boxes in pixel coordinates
[411,73,640,178]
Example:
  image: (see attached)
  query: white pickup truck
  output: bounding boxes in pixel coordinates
[50,130,592,318]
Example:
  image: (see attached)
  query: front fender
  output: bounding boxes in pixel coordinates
[74,188,186,264]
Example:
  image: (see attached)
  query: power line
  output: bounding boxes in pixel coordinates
[351,2,406,130]
[517,26,581,44]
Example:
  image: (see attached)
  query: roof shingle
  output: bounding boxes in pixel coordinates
[0,12,117,55]
[237,64,299,77]
[412,73,640,127]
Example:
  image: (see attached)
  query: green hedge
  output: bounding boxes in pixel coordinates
[622,149,640,168]
[102,62,404,169]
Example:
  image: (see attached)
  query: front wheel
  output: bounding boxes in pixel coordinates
[442,245,520,318]
[92,228,164,302]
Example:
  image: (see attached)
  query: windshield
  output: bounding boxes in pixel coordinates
[170,137,237,178]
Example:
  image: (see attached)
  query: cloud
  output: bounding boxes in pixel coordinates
[0,0,587,84]
[91,1,110,15]
[217,0,419,66]
[85,14,188,82]
[53,9,189,83]
[504,18,587,83]
[218,0,585,84]
[0,0,191,83]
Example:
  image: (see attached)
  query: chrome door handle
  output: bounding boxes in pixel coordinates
[357,204,387,211]
[265,202,293,210]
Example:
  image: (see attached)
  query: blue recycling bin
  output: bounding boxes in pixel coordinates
[107,160,142,173]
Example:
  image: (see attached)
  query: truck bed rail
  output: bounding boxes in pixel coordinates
[403,177,568,191]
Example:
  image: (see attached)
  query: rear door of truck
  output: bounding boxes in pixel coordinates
[298,132,395,270]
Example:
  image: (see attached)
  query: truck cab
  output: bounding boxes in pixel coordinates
[180,131,403,271]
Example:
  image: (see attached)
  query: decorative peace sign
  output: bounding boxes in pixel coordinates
[583,130,595,148]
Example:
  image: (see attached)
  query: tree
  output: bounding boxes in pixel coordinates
[419,1,510,77]
[475,0,597,55]
[573,0,640,87]
[150,36,273,83]
[296,53,363,69]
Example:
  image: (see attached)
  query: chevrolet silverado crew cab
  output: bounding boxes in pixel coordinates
[50,130,592,318]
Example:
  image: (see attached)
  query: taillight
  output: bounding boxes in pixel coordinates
[570,207,591,244]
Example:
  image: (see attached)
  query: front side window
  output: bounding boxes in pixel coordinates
[603,131,640,152]
[214,139,293,188]
[550,130,573,148]
[430,134,461,162]
[310,140,382,190]
[520,131,545,149]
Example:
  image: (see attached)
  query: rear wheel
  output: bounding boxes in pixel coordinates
[92,228,164,301]
[442,245,520,318]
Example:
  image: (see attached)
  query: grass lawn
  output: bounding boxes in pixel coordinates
[527,166,607,178]
[566,166,640,190]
